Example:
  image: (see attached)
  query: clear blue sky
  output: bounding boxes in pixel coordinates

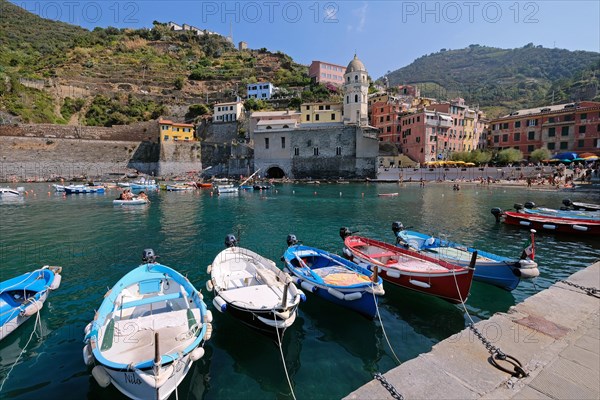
[14,0,600,78]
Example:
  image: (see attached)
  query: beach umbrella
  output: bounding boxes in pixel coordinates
[584,155,599,161]
[552,152,578,160]
[579,152,597,158]
[465,162,475,166]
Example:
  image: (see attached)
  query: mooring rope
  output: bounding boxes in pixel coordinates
[0,301,42,392]
[274,314,296,400]
[371,282,401,365]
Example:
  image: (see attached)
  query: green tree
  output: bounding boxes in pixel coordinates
[497,148,523,164]
[185,104,210,121]
[529,148,551,162]
[174,77,185,90]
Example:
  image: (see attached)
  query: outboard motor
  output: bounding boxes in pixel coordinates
[339,227,352,240]
[491,208,503,223]
[391,221,405,236]
[224,234,237,248]
[142,248,157,263]
[562,199,573,208]
[524,201,536,209]
[513,203,524,211]
[286,234,298,247]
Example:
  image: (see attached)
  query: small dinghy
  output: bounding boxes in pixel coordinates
[113,197,149,206]
[283,235,384,319]
[207,235,303,340]
[83,250,212,400]
[0,266,62,341]
[0,187,23,198]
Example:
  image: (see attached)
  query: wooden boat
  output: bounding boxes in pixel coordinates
[390,223,539,291]
[197,183,213,189]
[517,202,600,221]
[342,233,475,304]
[206,235,302,339]
[64,185,105,194]
[563,199,600,212]
[491,208,600,236]
[83,250,211,400]
[283,235,384,319]
[166,184,195,192]
[378,192,399,197]
[1,266,62,341]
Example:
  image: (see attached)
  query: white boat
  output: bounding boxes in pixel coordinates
[0,187,23,197]
[216,184,238,194]
[166,184,195,192]
[83,250,212,400]
[1,266,62,341]
[113,197,149,206]
[206,235,303,340]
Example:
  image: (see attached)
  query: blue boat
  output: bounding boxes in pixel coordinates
[82,250,212,400]
[64,185,105,194]
[392,222,539,291]
[516,202,600,221]
[282,235,385,319]
[0,266,62,341]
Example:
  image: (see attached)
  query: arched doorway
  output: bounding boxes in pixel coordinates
[266,166,285,179]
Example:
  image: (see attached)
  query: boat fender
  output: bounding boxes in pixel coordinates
[213,296,227,313]
[292,277,302,286]
[289,283,298,297]
[275,310,291,320]
[542,224,556,230]
[519,268,540,279]
[409,279,431,289]
[386,270,401,279]
[206,280,214,292]
[82,344,94,367]
[519,221,531,226]
[327,288,345,300]
[204,322,213,341]
[298,290,307,302]
[344,292,362,301]
[84,322,93,337]
[50,274,62,290]
[190,347,205,361]
[22,300,43,316]
[572,225,588,232]
[204,310,213,323]
[300,281,317,293]
[518,259,538,269]
[91,365,111,388]
[206,264,212,274]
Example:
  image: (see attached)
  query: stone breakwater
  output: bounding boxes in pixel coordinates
[0,122,202,181]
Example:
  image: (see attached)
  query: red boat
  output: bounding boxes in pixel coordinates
[491,208,600,236]
[343,235,475,304]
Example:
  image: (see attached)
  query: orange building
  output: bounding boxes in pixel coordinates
[159,119,196,142]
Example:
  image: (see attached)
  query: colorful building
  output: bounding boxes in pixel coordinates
[213,101,244,123]
[398,110,453,163]
[428,98,487,153]
[343,55,369,126]
[308,60,346,86]
[158,119,195,141]
[488,101,600,157]
[300,102,343,125]
[370,98,409,143]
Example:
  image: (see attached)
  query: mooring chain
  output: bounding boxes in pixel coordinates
[469,324,528,378]
[558,279,600,298]
[373,373,404,400]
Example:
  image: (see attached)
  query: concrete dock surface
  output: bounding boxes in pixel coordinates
[345,262,600,400]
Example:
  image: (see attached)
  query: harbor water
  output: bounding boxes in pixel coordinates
[0,182,598,399]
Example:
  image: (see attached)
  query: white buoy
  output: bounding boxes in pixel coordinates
[206,280,214,292]
[190,347,205,361]
[91,366,111,388]
[212,296,226,312]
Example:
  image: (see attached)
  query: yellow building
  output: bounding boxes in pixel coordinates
[159,119,196,141]
[300,102,343,125]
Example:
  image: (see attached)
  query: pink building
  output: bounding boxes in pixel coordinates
[370,99,408,143]
[398,110,453,164]
[429,98,486,153]
[309,61,346,86]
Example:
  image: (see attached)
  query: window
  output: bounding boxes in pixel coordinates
[346,96,349,104]
[502,123,509,129]
[266,126,272,130]
[561,126,569,136]
[313,147,319,156]
[354,94,358,102]
[514,121,521,128]
[580,113,587,120]
[528,145,534,152]
[528,119,538,126]
[502,134,508,142]
[306,106,310,110]
[163,135,169,141]
[579,126,586,134]
[306,115,310,121]
[417,116,420,122]
[528,131,535,140]
[386,115,390,121]
[548,127,555,137]
[578,139,585,148]
[331,113,336,120]
[319,105,324,110]
[264,138,269,149]
[336,146,342,156]
[514,132,520,141]
[315,114,320,121]
[493,136,499,143]
[548,117,555,123]
[548,142,555,150]
[325,105,331,110]
[558,141,568,149]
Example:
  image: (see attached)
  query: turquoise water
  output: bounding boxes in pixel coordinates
[0,183,598,399]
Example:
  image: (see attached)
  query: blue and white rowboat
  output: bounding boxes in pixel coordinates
[283,236,384,319]
[0,266,62,341]
[83,250,212,400]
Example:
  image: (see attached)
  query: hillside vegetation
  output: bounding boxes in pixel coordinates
[385,44,600,117]
[0,0,309,125]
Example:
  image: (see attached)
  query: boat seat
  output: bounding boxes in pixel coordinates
[368,252,397,259]
[119,292,182,310]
